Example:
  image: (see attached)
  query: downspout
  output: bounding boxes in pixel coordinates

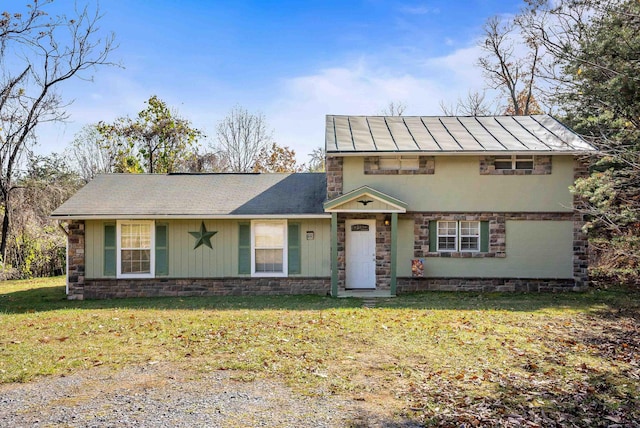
[58,222,69,295]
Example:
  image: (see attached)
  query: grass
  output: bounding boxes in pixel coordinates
[1,277,639,426]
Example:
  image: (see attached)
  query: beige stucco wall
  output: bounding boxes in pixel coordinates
[85,219,331,279]
[397,220,574,278]
[342,156,576,212]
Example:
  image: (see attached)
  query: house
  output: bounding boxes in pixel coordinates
[51,114,595,299]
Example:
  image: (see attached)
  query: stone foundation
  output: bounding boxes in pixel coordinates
[398,277,576,293]
[81,277,332,299]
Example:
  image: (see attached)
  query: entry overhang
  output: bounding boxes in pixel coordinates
[323,186,407,213]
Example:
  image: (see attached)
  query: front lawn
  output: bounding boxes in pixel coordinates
[1,277,638,426]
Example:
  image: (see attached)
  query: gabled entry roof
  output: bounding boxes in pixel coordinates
[325,114,595,154]
[323,186,407,213]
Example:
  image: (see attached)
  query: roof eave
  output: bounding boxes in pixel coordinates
[326,150,595,156]
[51,214,332,220]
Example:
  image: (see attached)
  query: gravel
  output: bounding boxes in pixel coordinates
[0,363,422,427]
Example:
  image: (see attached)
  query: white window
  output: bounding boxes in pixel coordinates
[117,220,155,278]
[437,221,458,251]
[437,220,480,252]
[459,221,480,252]
[380,156,419,171]
[494,155,534,170]
[252,220,287,277]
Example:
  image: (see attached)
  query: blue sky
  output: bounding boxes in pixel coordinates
[40,0,523,162]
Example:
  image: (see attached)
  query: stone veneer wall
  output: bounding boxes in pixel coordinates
[82,277,331,299]
[572,157,590,290]
[67,220,86,300]
[326,156,343,199]
[480,155,552,175]
[397,277,576,293]
[335,213,392,291]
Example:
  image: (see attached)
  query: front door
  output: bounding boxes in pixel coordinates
[346,219,376,289]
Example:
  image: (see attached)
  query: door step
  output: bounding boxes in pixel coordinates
[339,290,395,298]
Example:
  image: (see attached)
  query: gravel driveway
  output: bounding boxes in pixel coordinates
[0,363,422,427]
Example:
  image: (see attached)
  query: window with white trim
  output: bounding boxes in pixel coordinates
[437,220,480,252]
[437,221,458,251]
[252,220,287,276]
[117,220,155,278]
[494,155,534,170]
[459,221,480,251]
[380,156,419,171]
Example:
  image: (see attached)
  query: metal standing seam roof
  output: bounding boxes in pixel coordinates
[51,173,328,219]
[325,114,595,154]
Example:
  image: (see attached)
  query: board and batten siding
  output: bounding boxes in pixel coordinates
[85,219,330,279]
[396,220,573,278]
[342,156,576,213]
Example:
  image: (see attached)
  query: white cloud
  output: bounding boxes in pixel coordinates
[267,61,443,160]
[267,48,489,160]
[35,42,493,167]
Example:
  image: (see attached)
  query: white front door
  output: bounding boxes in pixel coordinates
[346,219,376,289]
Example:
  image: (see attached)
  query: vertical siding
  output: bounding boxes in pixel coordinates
[298,219,331,276]
[167,220,239,277]
[86,218,329,279]
[85,220,104,279]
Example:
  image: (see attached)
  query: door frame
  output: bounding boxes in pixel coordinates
[345,219,377,289]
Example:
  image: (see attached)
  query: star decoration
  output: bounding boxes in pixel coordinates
[189,221,218,249]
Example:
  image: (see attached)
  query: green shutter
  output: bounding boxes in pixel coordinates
[238,223,251,274]
[428,221,438,252]
[288,223,301,275]
[104,223,116,276]
[480,221,490,253]
[155,223,169,276]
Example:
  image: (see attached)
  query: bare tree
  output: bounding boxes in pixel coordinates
[477,16,542,115]
[307,146,326,172]
[214,106,272,172]
[66,124,115,183]
[440,90,498,116]
[0,1,116,261]
[378,101,407,116]
[174,149,228,173]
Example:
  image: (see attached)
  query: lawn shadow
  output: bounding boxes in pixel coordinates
[2,283,638,314]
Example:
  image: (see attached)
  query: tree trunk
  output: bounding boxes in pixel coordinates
[0,192,10,265]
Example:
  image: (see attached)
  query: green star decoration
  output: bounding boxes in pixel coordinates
[189,222,218,249]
